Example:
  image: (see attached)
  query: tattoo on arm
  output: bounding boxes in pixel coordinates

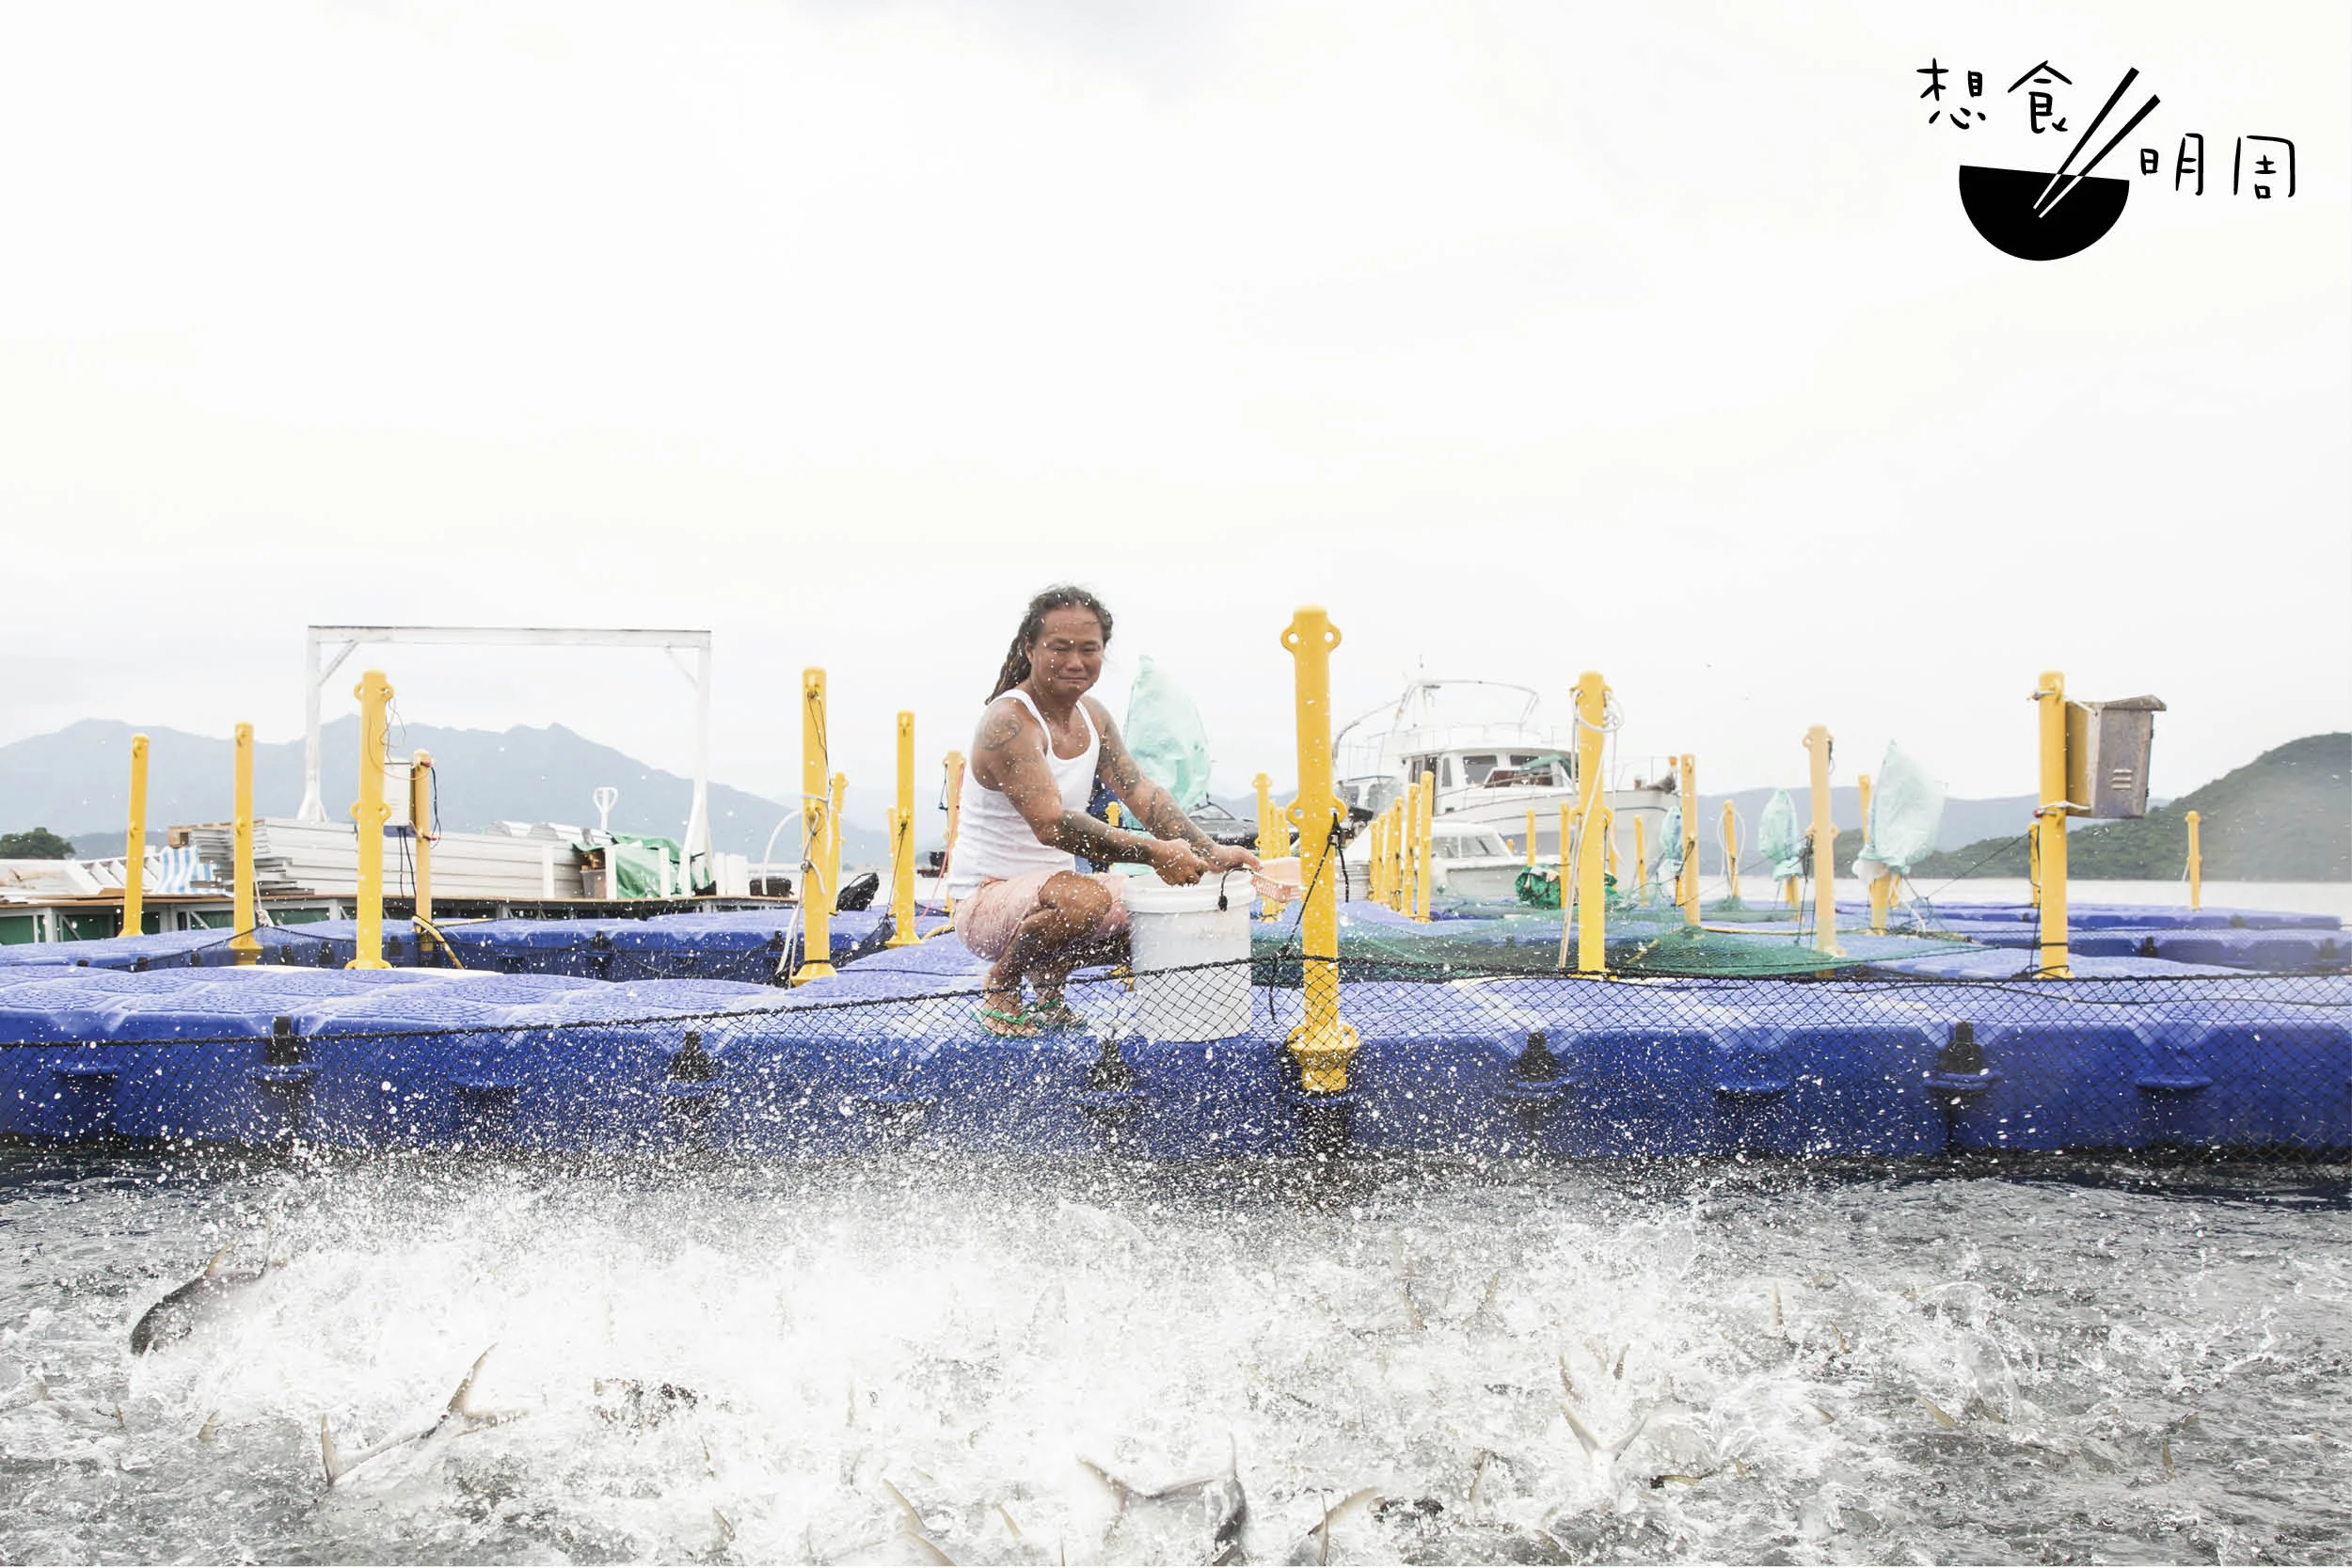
[1092,704,1217,855]
[979,699,1160,865]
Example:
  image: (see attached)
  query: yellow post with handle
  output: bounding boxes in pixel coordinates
[887,711,919,946]
[2035,670,2072,976]
[1721,800,1740,906]
[792,669,836,986]
[229,724,260,963]
[408,749,435,938]
[1569,671,1610,974]
[940,750,966,915]
[1677,753,1700,925]
[1525,807,1538,870]
[1280,607,1359,1093]
[1413,768,1436,921]
[2185,809,2202,911]
[121,733,150,937]
[348,670,393,969]
[1804,723,1843,958]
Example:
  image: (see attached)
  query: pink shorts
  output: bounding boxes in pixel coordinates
[955,869,1131,962]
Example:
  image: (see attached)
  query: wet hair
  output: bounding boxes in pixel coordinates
[989,585,1114,701]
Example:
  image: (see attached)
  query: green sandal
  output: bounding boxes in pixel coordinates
[973,1002,1042,1038]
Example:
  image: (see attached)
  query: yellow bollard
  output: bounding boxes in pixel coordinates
[1387,799,1406,911]
[1721,800,1740,906]
[1559,802,1576,940]
[792,669,836,986]
[828,770,848,907]
[121,733,150,937]
[1254,773,1290,861]
[1677,753,1700,926]
[1413,768,1436,922]
[2185,809,2203,911]
[1605,814,1618,887]
[2035,670,2072,977]
[1403,779,1424,917]
[409,749,435,939]
[1525,807,1538,870]
[348,670,392,969]
[1804,724,1843,958]
[940,750,966,915]
[1366,810,1387,907]
[1858,769,1890,935]
[1568,672,1610,973]
[229,724,260,963]
[1279,607,1360,1093]
[887,711,919,947]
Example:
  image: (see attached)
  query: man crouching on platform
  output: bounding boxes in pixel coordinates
[948,585,1258,1037]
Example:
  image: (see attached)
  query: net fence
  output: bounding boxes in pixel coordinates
[4,941,2345,1159]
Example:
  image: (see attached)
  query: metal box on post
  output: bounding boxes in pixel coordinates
[2063,695,2165,818]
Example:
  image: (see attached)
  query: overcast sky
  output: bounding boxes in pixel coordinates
[2,1,2344,836]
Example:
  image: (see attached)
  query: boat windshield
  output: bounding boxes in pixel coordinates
[1482,753,1569,787]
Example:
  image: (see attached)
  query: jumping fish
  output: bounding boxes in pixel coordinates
[1081,1437,1248,1565]
[1562,1402,1652,1467]
[1281,1486,1379,1566]
[880,1479,956,1565]
[319,1347,523,1486]
[129,1246,284,1354]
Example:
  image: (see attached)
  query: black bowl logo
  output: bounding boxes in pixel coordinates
[1959,165,2129,260]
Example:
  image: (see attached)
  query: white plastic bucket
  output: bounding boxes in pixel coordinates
[1122,872,1253,1042]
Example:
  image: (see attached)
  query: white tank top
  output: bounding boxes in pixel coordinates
[946,689,1101,897]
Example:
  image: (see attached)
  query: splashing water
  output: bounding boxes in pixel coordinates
[2,1148,2346,1564]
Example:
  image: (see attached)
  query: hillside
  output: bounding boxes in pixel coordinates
[0,719,898,865]
[1909,734,2350,882]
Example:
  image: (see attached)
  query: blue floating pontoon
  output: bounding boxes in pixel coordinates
[0,908,954,981]
[2,943,2344,1158]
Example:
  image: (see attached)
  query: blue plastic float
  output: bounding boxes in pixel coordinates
[0,909,954,979]
[2,938,2344,1157]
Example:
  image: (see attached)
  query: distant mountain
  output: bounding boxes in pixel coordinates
[1909,734,2350,881]
[0,719,895,865]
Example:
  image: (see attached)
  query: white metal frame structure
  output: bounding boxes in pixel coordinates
[296,626,715,870]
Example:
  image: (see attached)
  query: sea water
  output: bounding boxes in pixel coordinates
[1878,880,2352,923]
[2,1148,2345,1563]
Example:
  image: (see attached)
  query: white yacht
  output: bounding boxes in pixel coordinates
[1333,680,1679,895]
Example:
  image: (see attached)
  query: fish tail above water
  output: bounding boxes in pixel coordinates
[320,1346,517,1487]
[1563,1402,1652,1465]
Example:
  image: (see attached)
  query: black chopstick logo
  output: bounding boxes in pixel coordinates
[2031,69,2162,218]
